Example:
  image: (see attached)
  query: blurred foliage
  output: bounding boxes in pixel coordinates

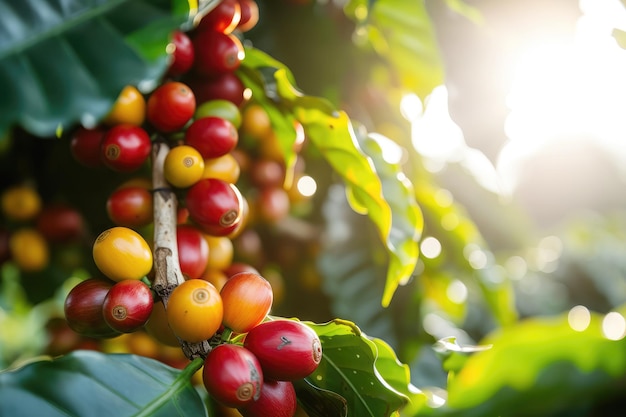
[2,1,626,417]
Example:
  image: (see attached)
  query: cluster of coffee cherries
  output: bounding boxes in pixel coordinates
[0,184,84,274]
[61,1,322,416]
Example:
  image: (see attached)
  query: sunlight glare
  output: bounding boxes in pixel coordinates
[567,305,591,332]
[411,86,466,162]
[498,0,626,193]
[602,312,626,341]
[420,236,442,259]
[296,175,317,197]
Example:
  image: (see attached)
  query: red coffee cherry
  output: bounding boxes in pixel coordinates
[243,319,322,381]
[237,0,260,32]
[185,116,239,159]
[185,178,243,236]
[64,278,119,338]
[196,0,241,34]
[167,30,195,76]
[101,124,152,172]
[176,224,209,279]
[102,279,153,333]
[186,72,245,106]
[36,203,84,244]
[70,126,106,168]
[203,344,263,408]
[106,185,153,228]
[146,81,196,133]
[192,31,244,77]
[238,380,297,417]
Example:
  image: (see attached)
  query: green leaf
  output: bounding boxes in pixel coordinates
[344,0,444,99]
[0,351,207,417]
[356,131,422,306]
[294,379,348,417]
[439,306,626,416]
[0,0,191,137]
[304,319,410,417]
[241,47,423,307]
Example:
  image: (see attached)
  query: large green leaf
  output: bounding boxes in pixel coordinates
[0,351,206,417]
[344,0,444,99]
[0,0,194,137]
[240,47,424,306]
[435,305,626,416]
[303,319,413,417]
[356,131,422,306]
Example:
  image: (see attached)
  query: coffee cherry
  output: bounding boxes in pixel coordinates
[202,344,263,408]
[220,272,273,333]
[185,116,239,159]
[147,81,196,132]
[195,99,242,128]
[166,279,223,342]
[197,0,241,34]
[106,185,153,228]
[164,145,205,188]
[249,159,285,188]
[167,30,195,76]
[241,103,272,142]
[101,124,152,172]
[1,185,41,222]
[64,278,119,338]
[223,262,260,278]
[255,186,290,224]
[103,85,146,126]
[187,72,245,106]
[192,31,244,77]
[102,280,153,333]
[9,228,49,272]
[185,178,243,236]
[36,203,84,244]
[238,380,297,417]
[202,153,241,184]
[92,227,153,282]
[243,320,322,381]
[70,127,106,168]
[237,0,259,32]
[177,224,209,279]
[205,235,233,271]
[144,300,180,347]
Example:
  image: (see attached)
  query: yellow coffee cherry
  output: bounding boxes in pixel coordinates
[164,145,205,188]
[103,85,146,126]
[92,227,152,282]
[1,185,41,222]
[9,228,49,272]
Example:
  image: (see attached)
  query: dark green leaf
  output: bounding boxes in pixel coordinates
[294,378,348,417]
[0,351,207,417]
[304,319,409,417]
[0,0,192,137]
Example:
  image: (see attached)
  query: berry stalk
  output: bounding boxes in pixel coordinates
[151,139,212,360]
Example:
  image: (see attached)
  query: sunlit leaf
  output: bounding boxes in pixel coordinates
[356,131,422,306]
[304,319,410,417]
[344,0,444,99]
[0,351,206,417]
[0,0,193,137]
[240,47,418,306]
[438,306,626,416]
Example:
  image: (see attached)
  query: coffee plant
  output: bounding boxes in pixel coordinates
[2,1,626,416]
